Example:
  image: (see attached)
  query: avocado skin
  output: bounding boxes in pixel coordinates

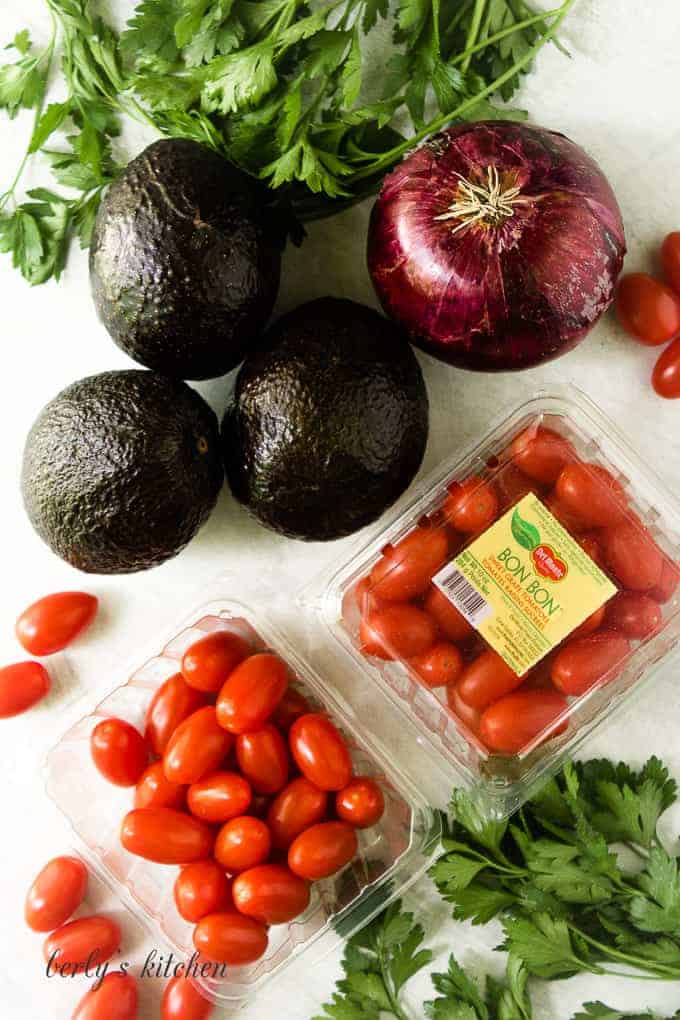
[90,139,281,380]
[22,370,224,574]
[222,297,429,541]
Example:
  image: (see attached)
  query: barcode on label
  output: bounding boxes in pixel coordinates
[433,567,493,629]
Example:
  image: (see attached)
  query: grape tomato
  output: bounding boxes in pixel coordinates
[479,690,569,754]
[72,972,138,1020]
[193,912,268,965]
[236,725,289,795]
[457,650,523,710]
[410,642,464,688]
[162,976,213,1020]
[25,856,88,932]
[121,808,214,864]
[369,526,450,600]
[616,272,680,345]
[552,631,631,697]
[289,713,352,792]
[164,706,233,785]
[423,584,474,642]
[16,592,98,656]
[44,915,121,973]
[232,864,310,925]
[335,777,385,829]
[91,718,148,788]
[187,771,252,822]
[214,815,272,873]
[445,476,498,533]
[509,426,575,483]
[135,762,186,810]
[216,653,288,734]
[267,777,328,850]
[360,604,437,660]
[653,336,680,399]
[145,674,207,757]
[182,631,251,692]
[174,860,232,923]
[288,821,358,880]
[0,661,50,718]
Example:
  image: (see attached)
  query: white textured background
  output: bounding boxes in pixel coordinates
[2,1,680,1017]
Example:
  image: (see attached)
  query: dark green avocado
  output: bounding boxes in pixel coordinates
[89,139,282,380]
[222,297,429,541]
[22,370,224,574]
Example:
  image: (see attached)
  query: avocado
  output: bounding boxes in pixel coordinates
[222,298,429,541]
[89,139,282,380]
[22,371,223,574]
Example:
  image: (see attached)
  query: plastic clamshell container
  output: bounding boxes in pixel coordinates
[45,593,439,1010]
[316,388,680,820]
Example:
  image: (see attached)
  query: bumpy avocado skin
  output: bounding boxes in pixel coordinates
[22,370,224,574]
[89,139,281,380]
[222,298,429,541]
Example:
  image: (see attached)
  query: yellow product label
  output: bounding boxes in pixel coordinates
[433,493,618,676]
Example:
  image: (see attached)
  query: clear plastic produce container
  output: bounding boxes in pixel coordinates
[316,388,680,819]
[44,592,439,1009]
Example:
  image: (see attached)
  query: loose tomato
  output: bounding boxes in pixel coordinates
[288,821,358,880]
[164,707,233,785]
[145,674,207,757]
[336,778,385,829]
[457,650,523,710]
[72,972,138,1020]
[91,718,147,787]
[232,864,310,925]
[193,912,268,965]
[653,336,680,398]
[16,592,98,656]
[289,713,352,792]
[360,604,437,660]
[445,476,498,533]
[446,684,483,733]
[423,584,474,642]
[605,592,662,639]
[267,777,328,850]
[570,605,607,641]
[162,976,213,1020]
[236,725,289,795]
[25,856,88,932]
[44,916,121,973]
[216,653,288,735]
[650,560,680,603]
[616,272,680,345]
[214,816,271,873]
[662,231,680,294]
[554,463,626,528]
[121,808,214,864]
[369,526,450,601]
[174,860,232,923]
[187,771,252,823]
[272,688,311,732]
[551,631,631,696]
[410,641,464,688]
[602,519,663,591]
[181,631,251,693]
[509,426,575,484]
[135,761,186,810]
[479,690,569,754]
[0,661,50,718]
[133,767,184,811]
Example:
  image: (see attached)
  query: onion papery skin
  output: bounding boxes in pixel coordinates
[367,121,626,372]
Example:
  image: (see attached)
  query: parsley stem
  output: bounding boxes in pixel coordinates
[448,6,567,68]
[348,0,575,182]
[568,924,680,978]
[378,942,411,1020]
[460,0,486,73]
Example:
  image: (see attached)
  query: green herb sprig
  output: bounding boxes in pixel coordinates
[432,757,680,982]
[0,0,575,283]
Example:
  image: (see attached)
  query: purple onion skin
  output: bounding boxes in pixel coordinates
[367,121,626,371]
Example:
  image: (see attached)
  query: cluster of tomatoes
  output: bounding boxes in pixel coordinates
[90,630,385,971]
[616,231,680,397]
[0,591,98,718]
[345,423,678,756]
[24,851,213,1019]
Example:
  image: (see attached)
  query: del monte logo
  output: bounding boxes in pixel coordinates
[511,507,568,582]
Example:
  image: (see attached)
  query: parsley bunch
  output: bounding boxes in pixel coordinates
[432,757,680,982]
[312,899,679,1020]
[0,0,575,283]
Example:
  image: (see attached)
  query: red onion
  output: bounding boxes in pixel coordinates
[367,122,626,371]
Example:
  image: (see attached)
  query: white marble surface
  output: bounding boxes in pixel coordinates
[2,1,680,1017]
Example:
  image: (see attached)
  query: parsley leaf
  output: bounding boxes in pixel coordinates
[313,900,432,1020]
